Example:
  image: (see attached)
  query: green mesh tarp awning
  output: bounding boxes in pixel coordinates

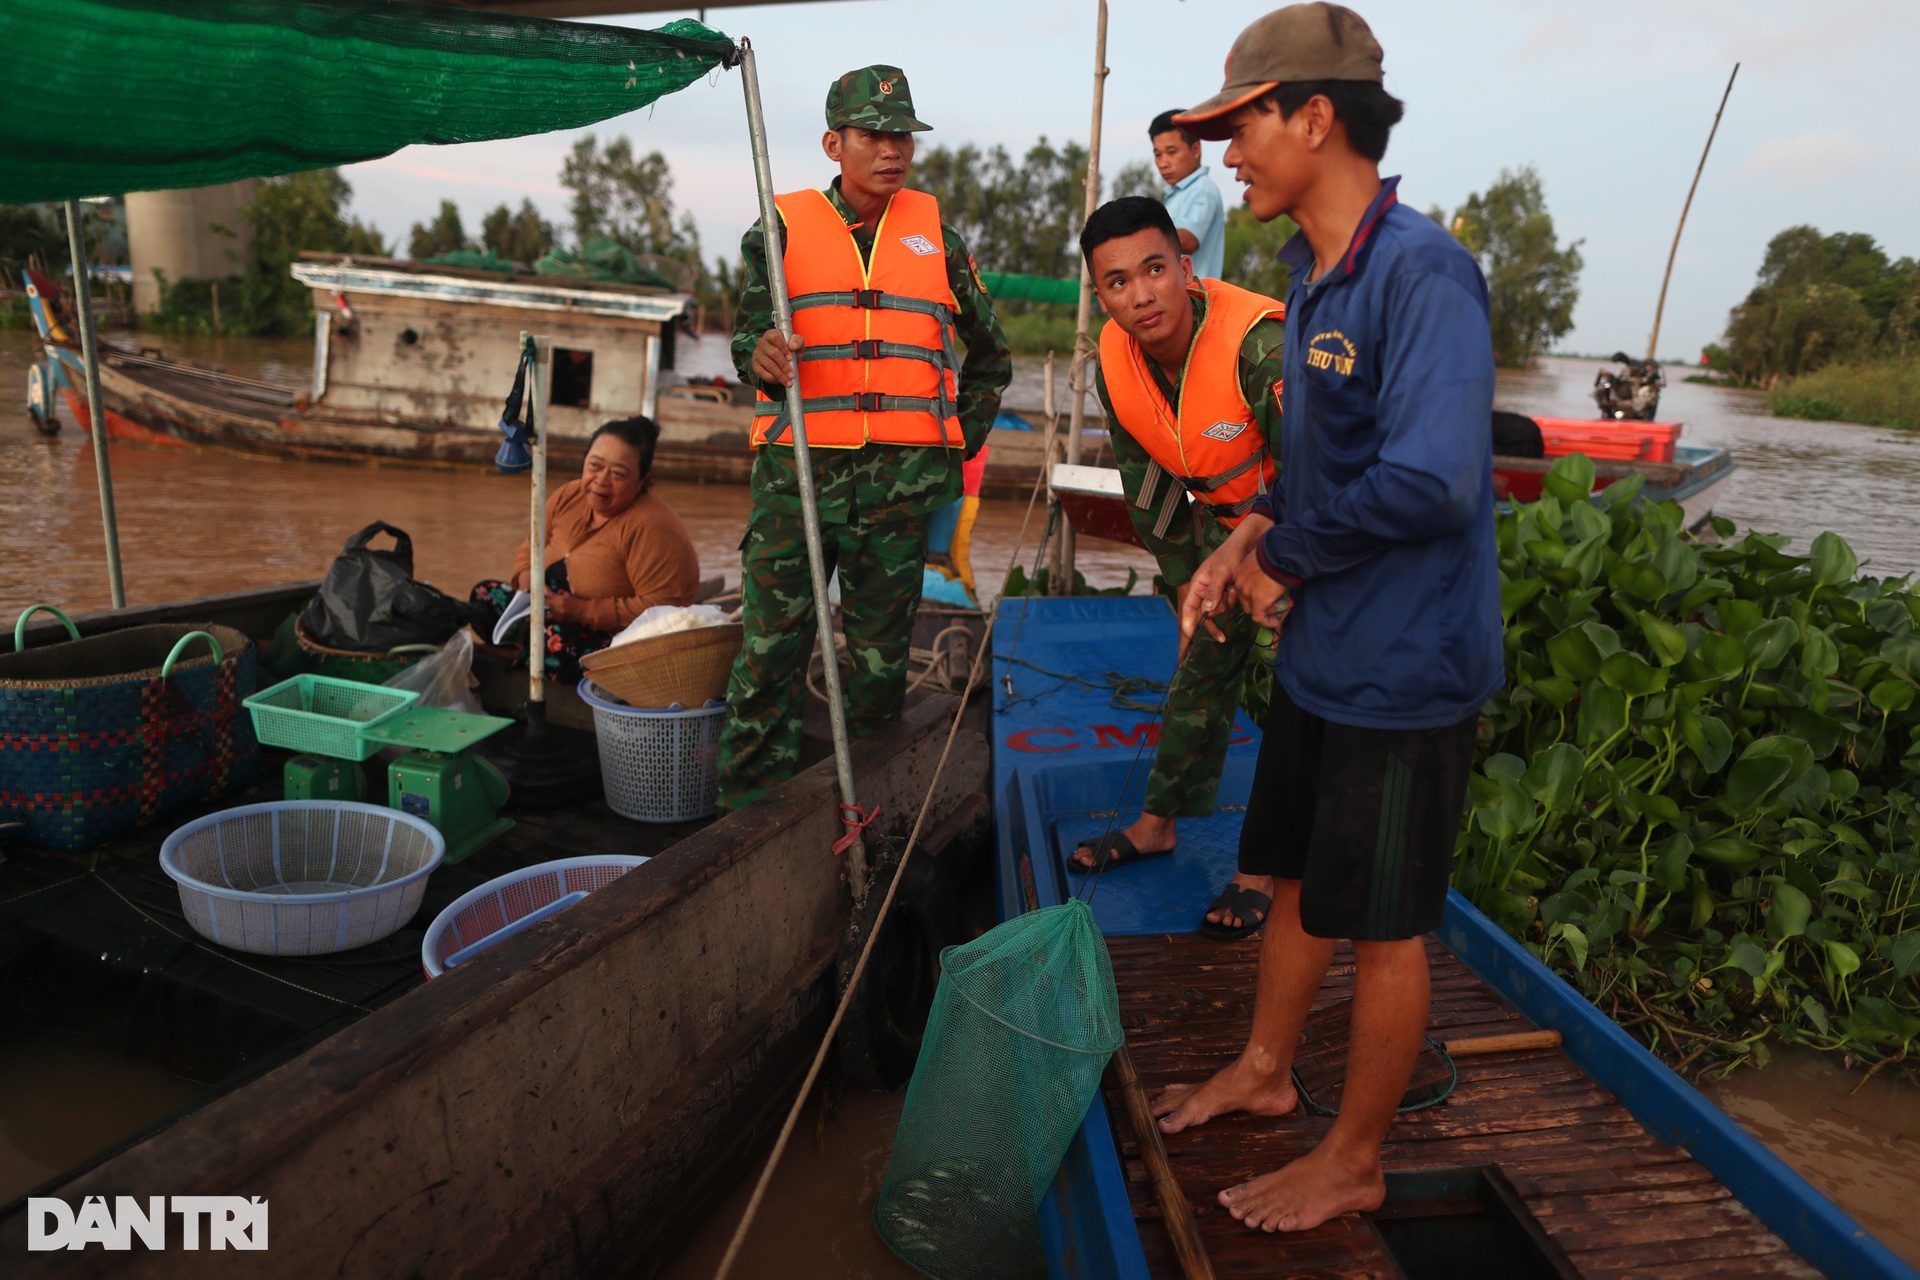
[0,0,734,204]
[979,272,1082,306]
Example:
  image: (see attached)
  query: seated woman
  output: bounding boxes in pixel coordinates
[472,416,700,680]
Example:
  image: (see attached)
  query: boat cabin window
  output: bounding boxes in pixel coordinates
[551,348,594,408]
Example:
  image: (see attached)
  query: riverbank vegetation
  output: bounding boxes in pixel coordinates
[1704,225,1919,429]
[1432,166,1583,369]
[1459,454,1920,1082]
[1771,357,1920,431]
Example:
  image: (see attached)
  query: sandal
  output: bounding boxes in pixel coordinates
[1198,884,1271,940]
[1069,831,1175,875]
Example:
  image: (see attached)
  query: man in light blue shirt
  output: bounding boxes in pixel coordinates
[1151,108,1226,280]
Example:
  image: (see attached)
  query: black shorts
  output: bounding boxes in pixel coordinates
[1238,683,1478,941]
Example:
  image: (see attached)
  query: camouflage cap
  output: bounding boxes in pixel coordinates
[825,65,932,133]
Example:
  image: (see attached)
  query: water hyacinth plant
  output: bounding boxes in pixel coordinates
[1459,453,1920,1080]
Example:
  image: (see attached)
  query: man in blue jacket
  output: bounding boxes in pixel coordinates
[1151,2,1503,1236]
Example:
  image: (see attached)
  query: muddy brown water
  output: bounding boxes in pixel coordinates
[4,329,1919,1266]
[0,1032,203,1205]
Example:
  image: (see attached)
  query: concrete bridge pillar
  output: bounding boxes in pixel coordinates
[125,180,257,315]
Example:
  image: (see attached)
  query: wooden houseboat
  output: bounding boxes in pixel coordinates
[21,260,1073,498]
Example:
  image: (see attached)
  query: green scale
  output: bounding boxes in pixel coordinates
[284,707,516,863]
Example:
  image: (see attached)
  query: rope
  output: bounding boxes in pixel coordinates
[89,872,360,1009]
[712,415,1060,1280]
[997,656,1169,714]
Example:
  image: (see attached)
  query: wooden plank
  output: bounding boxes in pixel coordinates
[1098,932,1821,1280]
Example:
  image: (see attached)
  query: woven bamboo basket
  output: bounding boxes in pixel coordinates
[293,616,436,684]
[578,623,742,709]
[0,607,261,850]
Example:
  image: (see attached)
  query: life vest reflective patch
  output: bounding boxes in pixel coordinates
[1098,278,1284,528]
[751,188,963,451]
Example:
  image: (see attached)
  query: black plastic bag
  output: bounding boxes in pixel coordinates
[300,522,483,652]
[1491,410,1544,459]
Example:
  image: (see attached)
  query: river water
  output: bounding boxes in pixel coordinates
[2,329,1917,1265]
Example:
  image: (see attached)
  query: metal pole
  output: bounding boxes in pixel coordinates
[1647,64,1738,362]
[525,331,551,708]
[738,39,870,899]
[1055,0,1108,596]
[64,200,126,609]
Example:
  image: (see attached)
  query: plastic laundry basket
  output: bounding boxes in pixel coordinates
[578,677,724,823]
[159,801,445,957]
[420,855,648,977]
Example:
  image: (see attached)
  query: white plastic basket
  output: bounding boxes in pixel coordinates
[420,855,649,978]
[158,801,445,957]
[578,677,725,823]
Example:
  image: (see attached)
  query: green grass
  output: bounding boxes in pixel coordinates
[0,295,32,330]
[1771,356,1920,429]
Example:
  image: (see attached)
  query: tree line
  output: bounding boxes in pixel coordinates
[1708,227,1918,386]
[4,134,1590,366]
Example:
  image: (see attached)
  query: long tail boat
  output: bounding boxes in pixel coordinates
[0,582,991,1275]
[992,596,1913,1280]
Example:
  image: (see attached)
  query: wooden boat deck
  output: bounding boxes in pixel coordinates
[1102,932,1819,1279]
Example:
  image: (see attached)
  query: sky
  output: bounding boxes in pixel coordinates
[342,0,1920,361]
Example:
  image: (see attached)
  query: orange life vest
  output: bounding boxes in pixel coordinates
[751,188,962,450]
[1098,278,1283,534]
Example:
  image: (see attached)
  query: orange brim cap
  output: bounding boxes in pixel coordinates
[1172,81,1278,141]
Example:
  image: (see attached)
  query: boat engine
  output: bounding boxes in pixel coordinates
[1593,352,1666,421]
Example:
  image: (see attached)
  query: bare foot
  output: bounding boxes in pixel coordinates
[1204,872,1275,931]
[1071,812,1176,872]
[1218,1143,1386,1233]
[1151,1056,1297,1134]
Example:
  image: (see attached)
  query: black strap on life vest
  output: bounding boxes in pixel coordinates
[763,288,961,444]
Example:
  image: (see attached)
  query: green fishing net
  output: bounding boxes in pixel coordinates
[0,0,735,204]
[874,899,1123,1279]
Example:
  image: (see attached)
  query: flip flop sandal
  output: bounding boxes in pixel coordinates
[1069,831,1175,875]
[1198,884,1272,940]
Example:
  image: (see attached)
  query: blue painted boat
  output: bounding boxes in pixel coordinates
[990,596,1915,1280]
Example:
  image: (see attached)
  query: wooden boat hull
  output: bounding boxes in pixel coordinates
[989,597,1911,1280]
[2,584,992,1277]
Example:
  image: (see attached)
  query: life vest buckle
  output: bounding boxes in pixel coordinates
[853,339,883,359]
[855,392,885,412]
[853,288,884,309]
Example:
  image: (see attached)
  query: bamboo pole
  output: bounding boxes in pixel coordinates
[64,200,126,609]
[1646,64,1739,362]
[1053,0,1108,596]
[1111,1045,1216,1280]
[524,331,550,711]
[738,38,869,898]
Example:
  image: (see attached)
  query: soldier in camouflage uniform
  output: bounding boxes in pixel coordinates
[1066,197,1285,938]
[716,65,1012,814]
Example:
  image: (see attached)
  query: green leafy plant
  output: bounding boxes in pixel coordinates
[1459,453,1920,1080]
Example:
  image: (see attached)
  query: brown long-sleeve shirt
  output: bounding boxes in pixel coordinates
[511,480,700,633]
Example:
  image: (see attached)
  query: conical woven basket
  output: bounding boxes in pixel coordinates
[578,623,741,709]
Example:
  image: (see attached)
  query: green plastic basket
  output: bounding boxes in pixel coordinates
[243,674,419,761]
